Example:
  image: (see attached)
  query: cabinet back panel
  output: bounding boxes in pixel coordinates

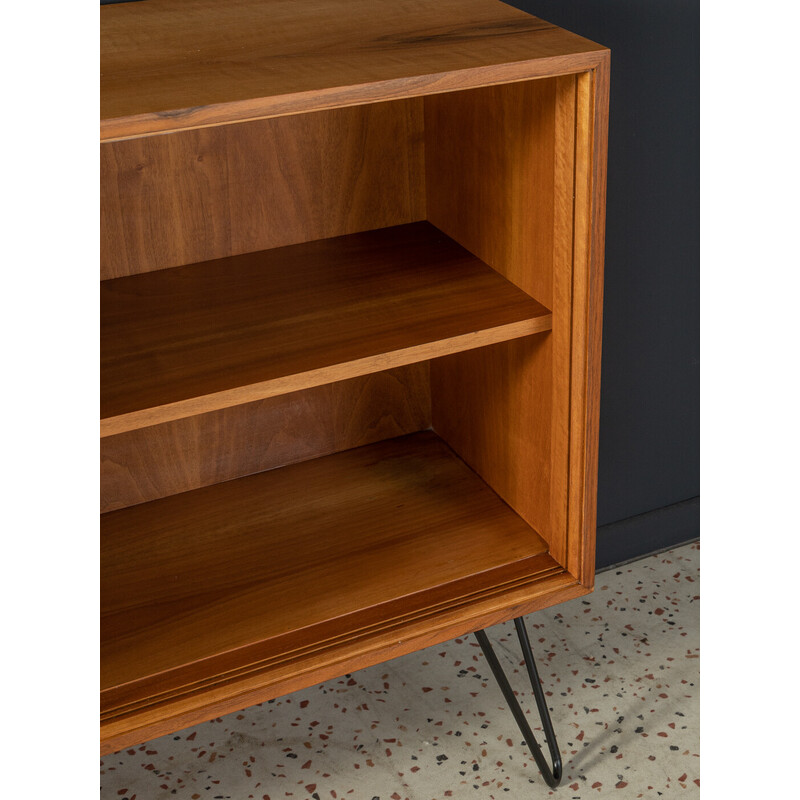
[101,364,431,512]
[101,99,425,279]
[426,76,575,565]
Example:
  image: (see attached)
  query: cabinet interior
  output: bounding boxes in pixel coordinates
[100,73,593,752]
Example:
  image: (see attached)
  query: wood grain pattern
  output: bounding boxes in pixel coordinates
[431,337,552,527]
[547,73,579,567]
[565,59,609,585]
[101,569,587,755]
[426,77,568,552]
[101,100,425,278]
[101,365,431,513]
[101,432,556,744]
[98,0,610,756]
[101,223,552,436]
[100,0,607,141]
[426,78,558,307]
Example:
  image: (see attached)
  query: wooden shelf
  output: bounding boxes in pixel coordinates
[101,432,560,722]
[101,222,552,436]
[99,0,609,758]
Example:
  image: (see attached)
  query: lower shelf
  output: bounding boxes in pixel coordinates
[101,431,582,753]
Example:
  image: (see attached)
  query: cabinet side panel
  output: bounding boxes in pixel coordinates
[549,73,578,567]
[425,79,556,305]
[567,64,609,586]
[426,77,575,562]
[431,337,552,539]
[100,99,425,278]
[101,364,431,512]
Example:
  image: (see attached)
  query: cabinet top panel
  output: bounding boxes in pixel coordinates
[100,0,607,141]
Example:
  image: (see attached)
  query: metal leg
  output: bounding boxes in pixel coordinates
[474,617,563,788]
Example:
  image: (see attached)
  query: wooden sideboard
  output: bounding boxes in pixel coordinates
[100,0,609,756]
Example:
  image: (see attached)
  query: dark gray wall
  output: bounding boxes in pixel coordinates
[507,0,700,566]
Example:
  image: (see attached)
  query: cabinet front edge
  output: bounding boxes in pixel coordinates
[100,51,609,143]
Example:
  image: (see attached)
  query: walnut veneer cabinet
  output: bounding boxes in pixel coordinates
[100,0,609,756]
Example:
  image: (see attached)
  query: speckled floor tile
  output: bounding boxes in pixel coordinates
[101,542,699,799]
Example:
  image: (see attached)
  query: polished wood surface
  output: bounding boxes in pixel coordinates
[565,63,609,584]
[101,568,584,755]
[426,79,557,307]
[100,0,606,140]
[425,62,609,579]
[101,222,552,436]
[101,365,431,512]
[548,73,580,568]
[426,76,575,559]
[99,0,609,756]
[101,100,425,278]
[101,431,562,748]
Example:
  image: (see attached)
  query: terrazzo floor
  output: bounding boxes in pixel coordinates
[101,542,699,799]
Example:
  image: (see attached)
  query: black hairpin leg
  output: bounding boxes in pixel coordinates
[474,617,562,788]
